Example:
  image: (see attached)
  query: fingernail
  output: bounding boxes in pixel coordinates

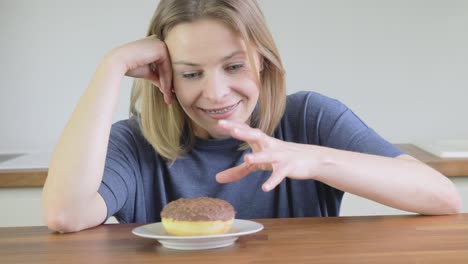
[215,174,225,183]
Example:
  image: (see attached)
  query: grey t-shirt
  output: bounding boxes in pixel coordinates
[98,91,403,223]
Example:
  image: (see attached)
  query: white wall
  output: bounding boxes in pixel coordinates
[1,0,467,152]
[0,0,467,226]
[260,0,468,143]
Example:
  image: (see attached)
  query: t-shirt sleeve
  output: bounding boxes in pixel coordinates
[325,107,403,157]
[300,91,403,157]
[98,120,139,222]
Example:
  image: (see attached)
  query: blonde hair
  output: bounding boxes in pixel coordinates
[130,0,286,161]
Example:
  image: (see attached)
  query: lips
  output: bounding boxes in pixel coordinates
[200,101,241,115]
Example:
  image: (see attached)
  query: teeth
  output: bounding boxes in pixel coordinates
[204,103,237,115]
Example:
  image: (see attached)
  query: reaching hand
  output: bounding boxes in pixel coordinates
[216,120,320,192]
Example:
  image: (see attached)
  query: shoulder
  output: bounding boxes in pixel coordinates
[275,91,349,144]
[111,117,139,133]
[280,91,402,157]
[285,91,348,115]
[109,117,151,152]
[110,117,142,139]
[283,91,349,128]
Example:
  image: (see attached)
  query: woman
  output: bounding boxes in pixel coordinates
[43,0,462,233]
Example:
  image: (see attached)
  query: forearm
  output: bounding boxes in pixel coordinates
[43,55,126,218]
[315,147,462,215]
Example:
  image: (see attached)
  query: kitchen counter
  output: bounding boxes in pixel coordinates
[1,144,467,188]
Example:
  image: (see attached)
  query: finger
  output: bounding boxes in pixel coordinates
[159,46,173,104]
[149,63,167,105]
[245,151,277,165]
[218,120,269,152]
[231,127,264,144]
[219,120,264,144]
[219,120,265,140]
[218,119,251,131]
[233,127,272,154]
[150,81,160,89]
[216,162,256,184]
[127,66,159,82]
[262,164,289,192]
[157,66,169,104]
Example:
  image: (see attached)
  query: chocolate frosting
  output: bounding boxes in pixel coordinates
[161,197,236,221]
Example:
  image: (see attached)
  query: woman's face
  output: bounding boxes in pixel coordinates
[165,19,261,139]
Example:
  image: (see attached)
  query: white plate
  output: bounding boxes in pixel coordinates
[132,219,264,250]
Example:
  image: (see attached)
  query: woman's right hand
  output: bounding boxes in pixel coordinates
[109,35,173,104]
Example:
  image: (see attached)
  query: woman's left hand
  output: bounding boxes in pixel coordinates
[216,120,321,192]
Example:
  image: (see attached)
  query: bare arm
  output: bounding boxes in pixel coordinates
[216,120,462,215]
[42,36,172,232]
[313,151,461,215]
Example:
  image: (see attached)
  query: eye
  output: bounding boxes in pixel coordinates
[182,71,203,80]
[226,63,244,72]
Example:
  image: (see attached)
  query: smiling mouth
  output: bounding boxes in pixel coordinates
[201,101,241,115]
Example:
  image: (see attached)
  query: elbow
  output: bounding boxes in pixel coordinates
[445,192,463,215]
[43,208,82,233]
[435,186,463,215]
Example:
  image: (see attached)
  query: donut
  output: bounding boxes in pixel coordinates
[160,197,235,236]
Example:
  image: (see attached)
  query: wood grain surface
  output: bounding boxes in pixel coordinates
[2,214,468,263]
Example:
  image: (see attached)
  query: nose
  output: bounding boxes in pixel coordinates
[202,72,230,102]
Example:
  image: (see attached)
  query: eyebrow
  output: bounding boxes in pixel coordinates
[172,50,245,67]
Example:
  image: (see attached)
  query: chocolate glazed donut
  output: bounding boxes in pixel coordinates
[161,197,236,236]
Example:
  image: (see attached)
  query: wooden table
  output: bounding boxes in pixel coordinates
[2,214,468,263]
